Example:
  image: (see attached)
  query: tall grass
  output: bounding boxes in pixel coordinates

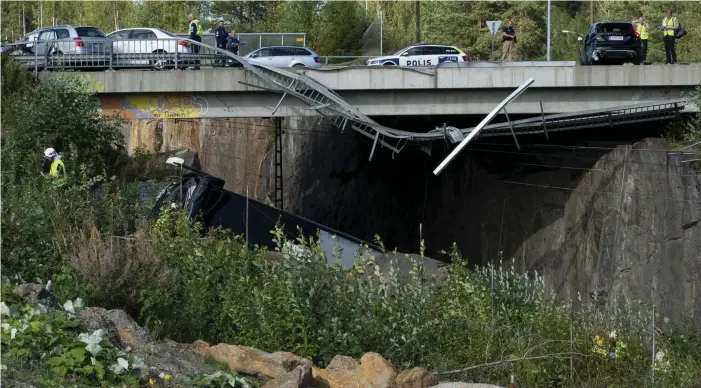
[32,208,700,387]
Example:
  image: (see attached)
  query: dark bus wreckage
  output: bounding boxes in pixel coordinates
[149,157,383,268]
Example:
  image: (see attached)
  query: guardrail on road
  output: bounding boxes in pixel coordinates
[2,37,244,74]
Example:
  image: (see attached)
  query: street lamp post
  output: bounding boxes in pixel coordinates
[546,0,551,61]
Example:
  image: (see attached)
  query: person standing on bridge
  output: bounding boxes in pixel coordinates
[188,13,203,70]
[661,9,679,65]
[501,19,516,62]
[632,14,649,63]
[215,20,228,51]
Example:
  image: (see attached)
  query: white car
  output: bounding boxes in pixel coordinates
[244,46,320,67]
[365,44,468,66]
[106,27,189,68]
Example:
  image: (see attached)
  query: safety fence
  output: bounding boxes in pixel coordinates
[3,37,247,73]
[172,32,306,56]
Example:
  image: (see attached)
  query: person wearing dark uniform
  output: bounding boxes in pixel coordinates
[501,19,516,62]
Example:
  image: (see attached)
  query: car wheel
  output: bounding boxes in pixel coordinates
[382,61,396,66]
[151,50,169,70]
[292,63,305,67]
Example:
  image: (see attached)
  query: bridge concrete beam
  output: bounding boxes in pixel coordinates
[97,86,695,119]
[43,64,701,94]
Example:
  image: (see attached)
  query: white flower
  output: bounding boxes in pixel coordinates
[10,328,17,340]
[655,350,665,363]
[1,323,11,331]
[130,355,145,370]
[63,300,75,313]
[78,329,106,356]
[109,357,129,374]
[0,302,9,316]
[609,330,617,339]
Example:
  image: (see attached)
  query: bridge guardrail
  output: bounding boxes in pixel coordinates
[320,56,375,65]
[2,37,245,73]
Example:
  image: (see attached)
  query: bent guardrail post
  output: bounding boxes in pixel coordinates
[433,77,535,175]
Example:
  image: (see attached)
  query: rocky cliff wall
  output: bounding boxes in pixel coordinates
[123,118,700,327]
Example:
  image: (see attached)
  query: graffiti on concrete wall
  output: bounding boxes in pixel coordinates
[100,94,209,119]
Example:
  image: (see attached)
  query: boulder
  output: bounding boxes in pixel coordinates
[13,283,64,311]
[396,367,438,388]
[138,339,217,378]
[263,364,314,388]
[102,309,152,350]
[429,383,505,388]
[208,344,313,379]
[326,355,359,372]
[75,308,119,346]
[311,367,330,388]
[325,352,398,388]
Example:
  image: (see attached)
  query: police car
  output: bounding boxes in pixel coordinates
[365,44,468,66]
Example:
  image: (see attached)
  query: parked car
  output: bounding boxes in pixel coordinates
[579,22,641,65]
[107,27,190,69]
[34,25,111,56]
[365,44,468,66]
[243,45,320,67]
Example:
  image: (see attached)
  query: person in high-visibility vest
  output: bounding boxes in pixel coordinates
[188,13,203,70]
[41,147,67,186]
[662,9,679,65]
[632,15,649,63]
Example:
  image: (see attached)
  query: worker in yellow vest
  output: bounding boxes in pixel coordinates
[632,15,649,63]
[662,9,679,64]
[188,13,203,70]
[41,147,67,186]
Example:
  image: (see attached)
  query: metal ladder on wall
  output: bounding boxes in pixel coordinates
[273,117,284,210]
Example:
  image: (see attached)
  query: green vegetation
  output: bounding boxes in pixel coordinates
[2,1,701,62]
[2,35,701,388]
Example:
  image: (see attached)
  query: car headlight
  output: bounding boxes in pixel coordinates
[369,60,379,65]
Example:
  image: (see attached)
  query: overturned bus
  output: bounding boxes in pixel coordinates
[149,157,385,269]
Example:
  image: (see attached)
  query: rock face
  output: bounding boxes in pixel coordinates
[124,118,701,327]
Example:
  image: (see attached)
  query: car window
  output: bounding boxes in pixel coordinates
[156,29,175,37]
[75,27,106,38]
[442,47,459,54]
[109,31,131,40]
[255,48,272,57]
[55,29,70,39]
[132,30,157,40]
[403,47,423,56]
[39,30,55,41]
[422,46,443,55]
[293,47,311,56]
[598,23,632,33]
[273,47,295,56]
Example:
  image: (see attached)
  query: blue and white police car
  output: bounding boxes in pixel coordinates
[365,44,468,66]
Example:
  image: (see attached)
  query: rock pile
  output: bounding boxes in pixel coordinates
[12,283,504,388]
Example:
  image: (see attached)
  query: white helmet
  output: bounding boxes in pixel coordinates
[44,147,57,158]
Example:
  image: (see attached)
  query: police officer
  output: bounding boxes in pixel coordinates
[662,9,679,64]
[632,14,649,63]
[214,20,228,50]
[187,13,203,70]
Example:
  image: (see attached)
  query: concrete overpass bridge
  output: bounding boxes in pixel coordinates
[43,64,700,118]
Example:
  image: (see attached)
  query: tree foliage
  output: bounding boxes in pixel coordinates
[2,1,700,60]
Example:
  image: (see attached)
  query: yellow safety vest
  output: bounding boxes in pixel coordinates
[49,159,66,178]
[637,23,649,40]
[190,19,203,37]
[663,17,677,37]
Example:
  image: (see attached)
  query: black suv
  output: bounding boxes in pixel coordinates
[579,22,642,65]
